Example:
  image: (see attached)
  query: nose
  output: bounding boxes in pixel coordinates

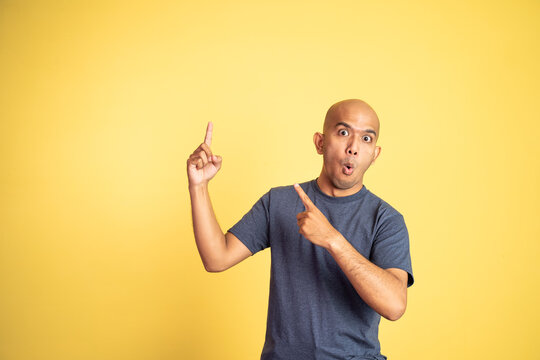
[346,137,359,156]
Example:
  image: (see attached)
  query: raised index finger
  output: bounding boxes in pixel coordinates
[294,183,315,210]
[204,121,213,146]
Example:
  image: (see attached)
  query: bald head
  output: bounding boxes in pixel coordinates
[323,99,380,139]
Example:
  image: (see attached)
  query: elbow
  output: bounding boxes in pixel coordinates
[383,301,407,321]
[205,266,224,273]
[385,309,405,321]
[203,261,226,273]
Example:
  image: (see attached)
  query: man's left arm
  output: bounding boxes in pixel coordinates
[327,235,408,321]
[294,184,409,321]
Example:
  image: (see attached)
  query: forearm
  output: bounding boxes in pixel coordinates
[189,183,227,271]
[326,234,406,321]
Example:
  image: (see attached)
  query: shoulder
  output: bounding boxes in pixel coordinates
[364,188,405,222]
[267,180,310,198]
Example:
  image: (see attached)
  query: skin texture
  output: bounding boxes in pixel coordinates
[187,100,410,321]
[314,99,381,197]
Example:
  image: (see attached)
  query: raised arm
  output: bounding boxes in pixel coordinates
[187,122,252,272]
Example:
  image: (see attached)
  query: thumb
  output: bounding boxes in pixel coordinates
[212,155,223,170]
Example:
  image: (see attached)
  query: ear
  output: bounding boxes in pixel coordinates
[313,132,324,155]
[371,146,381,165]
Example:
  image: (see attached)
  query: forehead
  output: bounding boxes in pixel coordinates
[325,104,380,134]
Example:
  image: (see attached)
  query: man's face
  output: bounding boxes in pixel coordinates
[314,105,381,195]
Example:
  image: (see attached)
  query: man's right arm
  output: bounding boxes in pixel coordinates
[187,122,252,272]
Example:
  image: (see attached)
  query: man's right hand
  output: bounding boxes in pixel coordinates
[187,122,223,187]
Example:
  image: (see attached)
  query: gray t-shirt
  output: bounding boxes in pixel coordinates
[228,179,414,360]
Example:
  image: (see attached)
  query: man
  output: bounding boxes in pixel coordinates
[187,99,414,360]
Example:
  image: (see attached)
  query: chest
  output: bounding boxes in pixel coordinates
[268,201,376,259]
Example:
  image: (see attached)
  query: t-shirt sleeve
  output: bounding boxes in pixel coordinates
[370,213,414,287]
[227,191,271,256]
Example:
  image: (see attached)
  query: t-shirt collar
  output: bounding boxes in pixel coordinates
[310,178,368,204]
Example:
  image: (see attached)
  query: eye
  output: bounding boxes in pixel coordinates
[363,135,372,142]
[339,129,349,136]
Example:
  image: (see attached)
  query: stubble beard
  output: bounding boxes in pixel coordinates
[330,172,361,190]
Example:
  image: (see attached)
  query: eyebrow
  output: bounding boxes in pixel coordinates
[335,122,377,137]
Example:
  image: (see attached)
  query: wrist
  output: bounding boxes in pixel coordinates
[326,231,346,253]
[188,181,209,192]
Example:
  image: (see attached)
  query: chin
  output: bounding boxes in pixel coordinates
[331,177,360,190]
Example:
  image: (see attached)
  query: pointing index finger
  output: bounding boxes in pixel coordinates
[294,183,315,210]
[204,122,213,146]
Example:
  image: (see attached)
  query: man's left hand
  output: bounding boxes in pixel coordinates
[294,183,341,249]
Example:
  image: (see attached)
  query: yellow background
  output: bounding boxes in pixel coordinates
[1,0,539,359]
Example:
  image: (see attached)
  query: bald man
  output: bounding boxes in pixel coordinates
[187,99,414,360]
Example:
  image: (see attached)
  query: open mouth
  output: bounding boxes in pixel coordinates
[342,164,354,175]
